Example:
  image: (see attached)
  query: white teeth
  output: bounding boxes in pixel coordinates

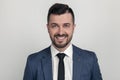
[57,36,65,40]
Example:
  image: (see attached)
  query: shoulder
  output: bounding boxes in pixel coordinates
[73,45,97,59]
[27,46,51,62]
[73,45,99,66]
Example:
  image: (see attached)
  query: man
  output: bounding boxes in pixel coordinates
[23,3,103,80]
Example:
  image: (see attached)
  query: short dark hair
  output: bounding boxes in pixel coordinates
[47,3,75,24]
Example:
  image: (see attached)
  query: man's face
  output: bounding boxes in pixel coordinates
[47,13,75,49]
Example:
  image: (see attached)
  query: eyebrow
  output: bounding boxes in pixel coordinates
[51,23,57,25]
[50,23,71,25]
[63,23,70,25]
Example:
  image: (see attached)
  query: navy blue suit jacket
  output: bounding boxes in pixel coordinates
[23,45,102,80]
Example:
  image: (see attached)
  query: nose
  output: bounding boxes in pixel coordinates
[58,26,64,35]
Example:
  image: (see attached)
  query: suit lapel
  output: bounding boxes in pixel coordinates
[73,45,83,80]
[41,45,83,80]
[41,47,53,80]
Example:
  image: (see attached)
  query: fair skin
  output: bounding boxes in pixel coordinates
[47,12,75,52]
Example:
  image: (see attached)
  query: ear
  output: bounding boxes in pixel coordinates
[46,24,50,32]
[74,24,76,27]
[73,24,76,29]
[72,24,76,33]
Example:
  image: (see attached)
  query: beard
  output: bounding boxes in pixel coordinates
[50,33,73,48]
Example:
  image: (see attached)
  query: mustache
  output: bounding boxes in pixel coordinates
[54,34,68,37]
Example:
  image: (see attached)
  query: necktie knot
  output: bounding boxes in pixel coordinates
[57,53,65,60]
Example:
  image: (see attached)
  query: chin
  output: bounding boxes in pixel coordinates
[55,42,69,48]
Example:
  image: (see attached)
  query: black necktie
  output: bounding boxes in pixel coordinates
[57,53,65,80]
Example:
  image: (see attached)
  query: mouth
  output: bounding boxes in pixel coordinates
[56,36,66,41]
[55,34,68,42]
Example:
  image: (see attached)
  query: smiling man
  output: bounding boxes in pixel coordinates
[47,12,75,51]
[23,3,103,80]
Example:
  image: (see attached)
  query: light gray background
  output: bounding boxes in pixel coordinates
[0,0,120,80]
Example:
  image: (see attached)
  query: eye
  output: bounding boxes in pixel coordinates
[51,23,58,28]
[63,23,70,28]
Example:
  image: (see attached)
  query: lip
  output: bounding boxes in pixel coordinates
[56,36,66,42]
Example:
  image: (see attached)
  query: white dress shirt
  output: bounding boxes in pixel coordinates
[51,44,73,80]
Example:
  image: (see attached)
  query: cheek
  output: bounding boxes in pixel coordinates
[49,30,56,37]
[67,29,74,35]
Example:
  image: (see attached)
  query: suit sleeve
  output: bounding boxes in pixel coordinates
[91,53,103,80]
[23,56,34,80]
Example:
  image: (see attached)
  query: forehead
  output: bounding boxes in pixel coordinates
[49,13,73,24]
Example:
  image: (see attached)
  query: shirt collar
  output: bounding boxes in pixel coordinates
[50,44,73,59]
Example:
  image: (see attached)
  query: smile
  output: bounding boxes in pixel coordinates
[55,36,66,42]
[56,36,66,40]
